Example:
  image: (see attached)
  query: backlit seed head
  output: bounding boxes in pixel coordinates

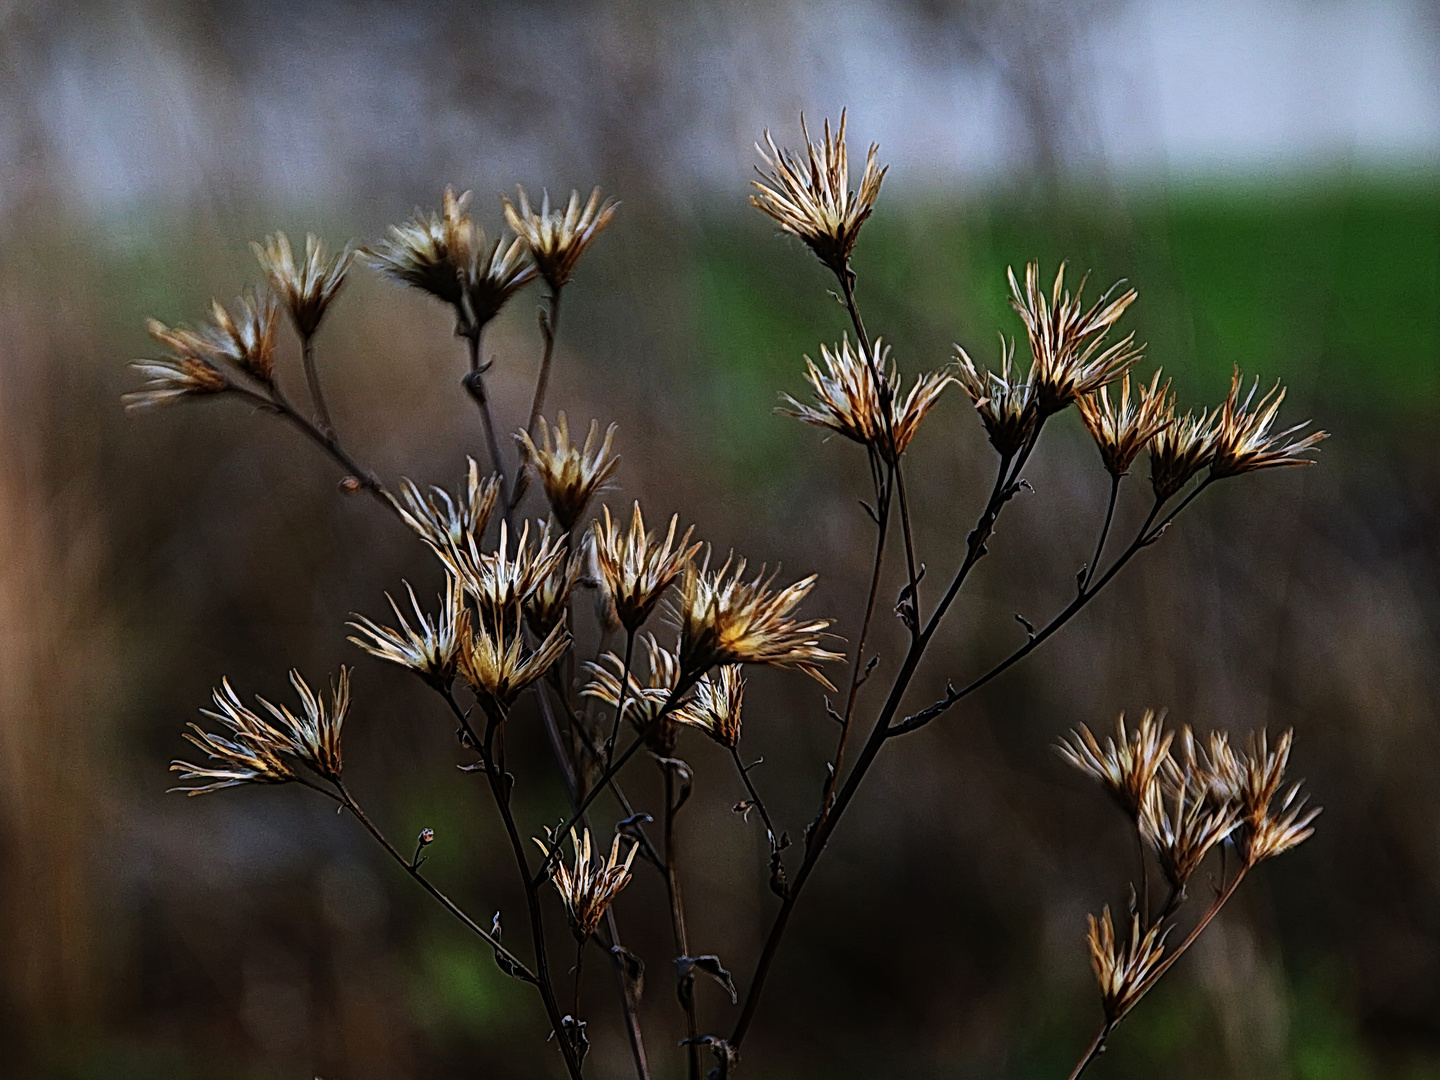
[1077,369,1173,478]
[525,553,582,638]
[592,504,699,633]
[252,231,355,340]
[348,576,470,688]
[677,555,841,687]
[954,337,1038,457]
[1057,710,1173,820]
[458,604,570,707]
[502,186,617,290]
[443,520,568,628]
[1148,402,1218,502]
[751,111,886,276]
[1009,262,1139,416]
[582,634,682,730]
[126,324,230,408]
[367,189,466,306]
[534,828,638,941]
[674,665,745,748]
[1237,729,1320,865]
[1086,907,1168,1024]
[517,414,620,531]
[1210,368,1327,479]
[1140,735,1240,892]
[391,458,500,558]
[203,290,281,384]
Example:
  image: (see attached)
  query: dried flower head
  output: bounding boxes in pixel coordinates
[252,231,355,339]
[677,555,841,686]
[1087,907,1168,1024]
[444,520,568,625]
[953,338,1037,457]
[171,669,350,793]
[1141,739,1240,892]
[458,605,570,707]
[751,111,886,275]
[1148,403,1218,502]
[1210,368,1327,479]
[1237,729,1320,865]
[782,337,952,462]
[348,577,470,688]
[582,633,683,731]
[517,414,620,531]
[199,290,282,384]
[125,318,232,408]
[592,504,699,633]
[367,190,463,305]
[502,186,618,290]
[392,458,500,556]
[525,554,582,637]
[1058,710,1173,820]
[674,665,745,748]
[1009,262,1140,416]
[534,828,638,940]
[1077,369,1173,478]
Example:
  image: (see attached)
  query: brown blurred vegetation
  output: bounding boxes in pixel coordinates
[2,2,1440,1079]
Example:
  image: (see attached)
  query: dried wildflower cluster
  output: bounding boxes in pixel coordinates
[1061,713,1318,1036]
[135,109,1326,1080]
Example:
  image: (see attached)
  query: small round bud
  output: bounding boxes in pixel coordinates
[418,828,435,847]
[339,476,363,494]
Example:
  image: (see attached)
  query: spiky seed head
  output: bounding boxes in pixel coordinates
[782,337,953,463]
[170,669,350,793]
[458,604,570,707]
[348,576,470,688]
[1057,710,1173,820]
[516,414,620,531]
[502,186,617,290]
[1148,401,1218,502]
[1210,368,1327,479]
[677,554,841,687]
[252,231,356,339]
[1077,369,1173,478]
[534,828,638,941]
[366,188,467,306]
[751,110,886,276]
[1008,262,1140,416]
[199,290,281,384]
[442,519,568,628]
[391,458,500,558]
[1237,729,1320,865]
[126,324,231,409]
[953,337,1038,457]
[582,634,683,752]
[674,665,746,748]
[1140,732,1240,892]
[591,504,699,633]
[525,553,582,637]
[1086,907,1168,1024]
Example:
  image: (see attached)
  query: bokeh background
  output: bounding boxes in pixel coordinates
[2,1,1438,1077]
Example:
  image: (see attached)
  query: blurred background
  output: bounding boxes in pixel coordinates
[1,0,1438,1077]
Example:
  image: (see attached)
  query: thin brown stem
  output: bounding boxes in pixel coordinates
[664,764,702,1080]
[574,937,585,1029]
[510,285,563,513]
[606,630,638,768]
[731,745,778,850]
[1065,1023,1113,1080]
[1083,473,1122,592]
[301,335,334,439]
[463,329,515,518]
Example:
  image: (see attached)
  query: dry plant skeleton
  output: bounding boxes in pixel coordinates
[128,111,1325,1078]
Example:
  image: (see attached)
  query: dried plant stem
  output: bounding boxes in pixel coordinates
[328,780,536,982]
[510,285,564,513]
[663,766,702,1080]
[1065,1023,1114,1080]
[606,630,638,768]
[231,383,397,518]
[463,329,515,517]
[730,745,778,849]
[1083,474,1122,592]
[574,937,586,1028]
[301,335,335,439]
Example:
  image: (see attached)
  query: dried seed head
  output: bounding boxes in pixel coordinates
[1148,402,1218,502]
[348,576,470,688]
[516,414,620,531]
[1086,907,1168,1024]
[782,337,953,463]
[201,290,281,384]
[751,111,886,276]
[1237,729,1320,865]
[251,231,355,339]
[1009,262,1140,416]
[502,186,617,290]
[525,553,582,637]
[1210,368,1327,479]
[1057,710,1173,820]
[171,669,350,793]
[534,828,638,940]
[954,337,1038,457]
[458,604,570,707]
[442,520,568,628]
[677,555,841,687]
[582,633,683,745]
[674,665,745,748]
[592,504,699,633]
[1141,733,1240,892]
[367,188,467,307]
[1077,369,1173,478]
[391,458,500,557]
[126,319,231,408]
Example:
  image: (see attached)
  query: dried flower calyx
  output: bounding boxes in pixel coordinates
[171,669,350,794]
[503,186,617,291]
[674,665,746,748]
[392,458,499,557]
[252,231,355,340]
[517,413,620,531]
[592,503,699,633]
[535,827,638,940]
[1077,370,1172,478]
[1210,367,1326,478]
[1087,907,1167,1024]
[751,110,886,276]
[954,337,1037,457]
[348,577,470,688]
[458,604,570,707]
